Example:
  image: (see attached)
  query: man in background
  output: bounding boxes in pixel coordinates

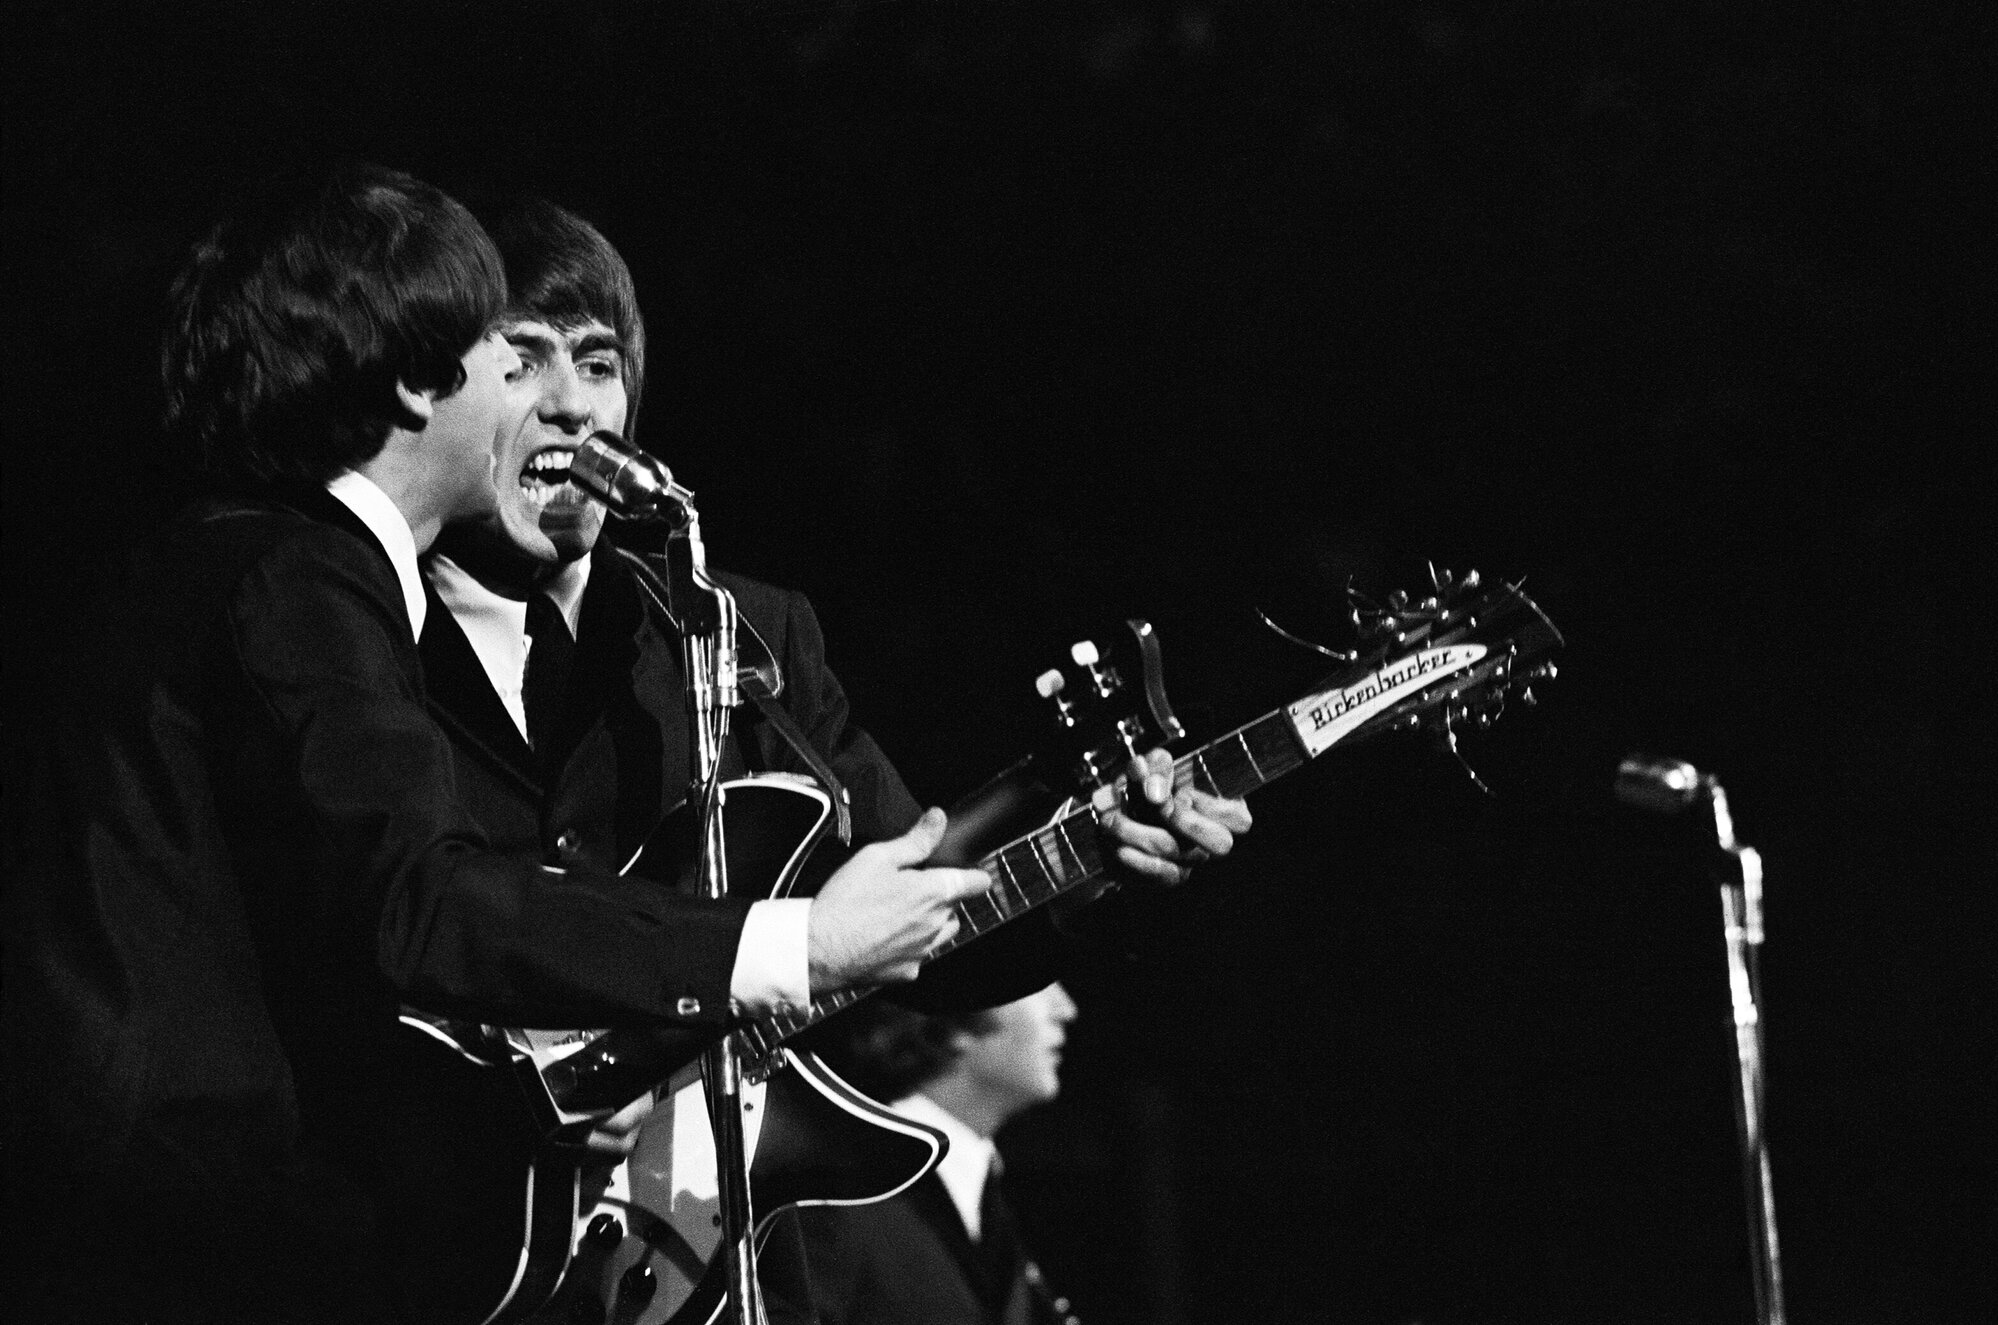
[797,984,1086,1325]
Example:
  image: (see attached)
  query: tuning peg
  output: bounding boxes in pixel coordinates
[1037,668,1080,727]
[1519,687,1537,707]
[1070,639,1120,698]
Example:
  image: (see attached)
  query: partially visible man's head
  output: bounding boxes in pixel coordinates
[826,984,1079,1136]
[449,198,646,578]
[163,162,509,492]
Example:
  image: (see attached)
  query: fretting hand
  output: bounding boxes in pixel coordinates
[1097,748,1252,886]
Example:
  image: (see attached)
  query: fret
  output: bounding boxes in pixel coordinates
[995,852,1032,913]
[1235,728,1266,789]
[1028,830,1065,890]
[1051,816,1092,882]
[958,888,1005,935]
[982,874,1022,923]
[1190,749,1218,797]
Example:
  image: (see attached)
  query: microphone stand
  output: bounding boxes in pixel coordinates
[1703,778,1785,1325]
[1618,756,1785,1325]
[630,497,766,1325]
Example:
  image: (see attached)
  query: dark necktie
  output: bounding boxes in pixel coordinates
[978,1155,1022,1299]
[979,1157,1081,1325]
[523,592,575,760]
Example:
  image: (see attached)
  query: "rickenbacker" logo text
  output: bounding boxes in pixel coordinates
[1286,645,1487,758]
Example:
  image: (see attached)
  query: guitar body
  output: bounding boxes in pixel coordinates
[551,1049,945,1325]
[414,773,950,1325]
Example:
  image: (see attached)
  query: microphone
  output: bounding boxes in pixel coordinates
[569,430,694,528]
[1615,752,1747,857]
[1614,754,1712,816]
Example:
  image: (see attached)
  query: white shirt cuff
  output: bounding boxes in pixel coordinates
[729,898,813,1015]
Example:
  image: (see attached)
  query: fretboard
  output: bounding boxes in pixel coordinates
[737,707,1312,1072]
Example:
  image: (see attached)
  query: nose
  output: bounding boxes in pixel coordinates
[538,358,592,433]
[1046,982,1078,1025]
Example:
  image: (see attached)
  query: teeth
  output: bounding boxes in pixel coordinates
[520,449,577,484]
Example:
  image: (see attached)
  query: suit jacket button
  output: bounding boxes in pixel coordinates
[676,997,702,1017]
[554,831,582,861]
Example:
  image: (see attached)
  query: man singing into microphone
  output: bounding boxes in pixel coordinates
[2,166,995,1324]
[426,195,1253,1016]
[415,197,1252,1312]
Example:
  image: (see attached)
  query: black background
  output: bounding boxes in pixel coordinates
[5,2,1991,1320]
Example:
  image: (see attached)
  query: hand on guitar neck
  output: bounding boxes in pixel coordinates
[806,757,1250,995]
[808,807,995,991]
[1096,747,1254,888]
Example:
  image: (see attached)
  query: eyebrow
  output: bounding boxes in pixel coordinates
[504,325,625,358]
[571,330,626,358]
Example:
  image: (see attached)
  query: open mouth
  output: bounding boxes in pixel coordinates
[519,448,579,506]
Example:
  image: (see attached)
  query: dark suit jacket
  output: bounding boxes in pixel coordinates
[0,491,760,1321]
[796,1172,1053,1325]
[417,540,925,892]
[418,537,1072,1021]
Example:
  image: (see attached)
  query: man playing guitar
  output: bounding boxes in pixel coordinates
[411,196,1252,1320]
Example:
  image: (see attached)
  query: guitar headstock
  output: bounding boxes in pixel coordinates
[1005,568,1561,815]
[1031,619,1187,793]
[1280,567,1564,784]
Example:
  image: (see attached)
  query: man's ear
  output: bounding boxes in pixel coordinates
[394,380,435,429]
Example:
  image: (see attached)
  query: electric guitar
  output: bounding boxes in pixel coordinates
[414,568,1561,1325]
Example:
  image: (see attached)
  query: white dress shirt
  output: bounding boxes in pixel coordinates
[325,469,427,640]
[422,550,811,1016]
[891,1091,999,1241]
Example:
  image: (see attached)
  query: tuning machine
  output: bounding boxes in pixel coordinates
[1030,622,1184,793]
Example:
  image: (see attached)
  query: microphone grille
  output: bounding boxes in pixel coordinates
[1614,754,1707,815]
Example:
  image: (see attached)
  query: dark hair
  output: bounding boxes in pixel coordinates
[478,198,647,441]
[810,1001,999,1103]
[163,162,507,489]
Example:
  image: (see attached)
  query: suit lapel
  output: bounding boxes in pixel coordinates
[417,581,541,797]
[904,1172,1007,1312]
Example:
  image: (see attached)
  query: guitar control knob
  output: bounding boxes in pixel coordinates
[620,1261,657,1306]
[585,1212,624,1248]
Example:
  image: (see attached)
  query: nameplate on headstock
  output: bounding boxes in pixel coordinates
[1285,645,1487,757]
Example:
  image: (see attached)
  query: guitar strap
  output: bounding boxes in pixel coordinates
[739,669,855,848]
[618,545,854,847]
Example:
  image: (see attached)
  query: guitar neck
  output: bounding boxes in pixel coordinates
[738,582,1560,1072]
[738,707,1313,1069]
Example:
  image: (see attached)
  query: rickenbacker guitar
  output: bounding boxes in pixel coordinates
[414,568,1560,1325]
